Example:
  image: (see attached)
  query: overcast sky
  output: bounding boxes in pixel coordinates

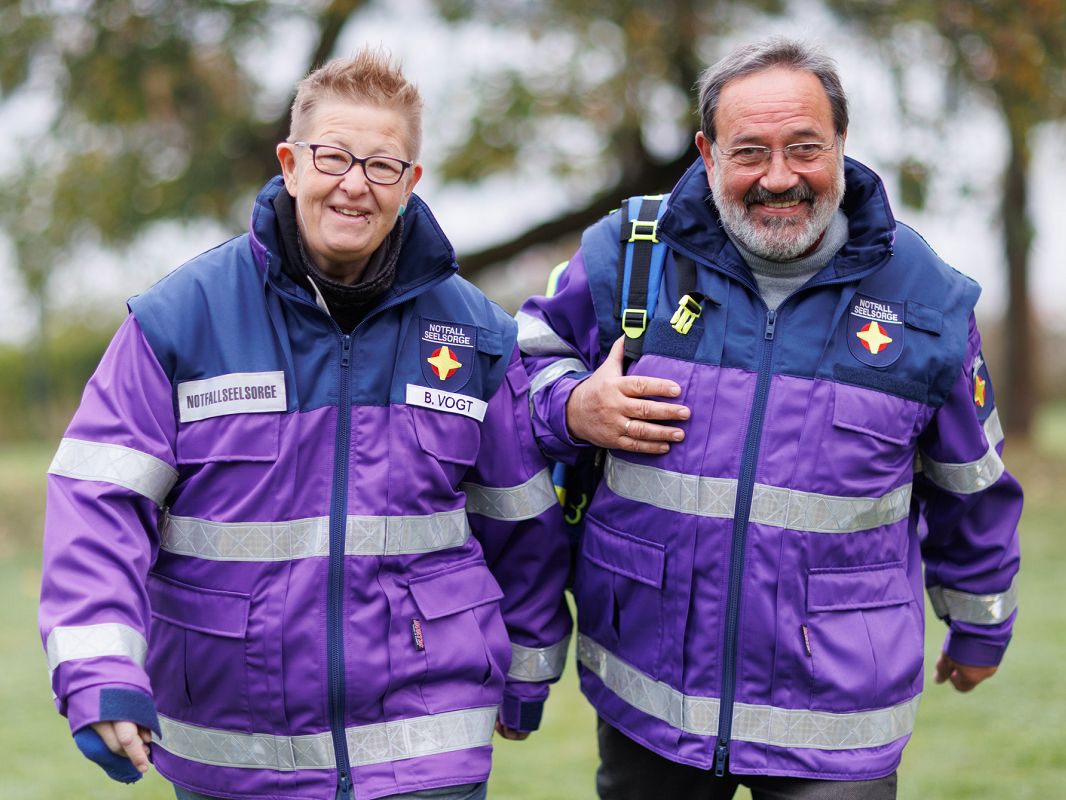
[1,0,1063,344]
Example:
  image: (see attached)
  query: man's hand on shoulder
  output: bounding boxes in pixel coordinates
[566,337,690,454]
[934,652,998,692]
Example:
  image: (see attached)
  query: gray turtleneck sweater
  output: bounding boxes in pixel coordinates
[723,209,849,310]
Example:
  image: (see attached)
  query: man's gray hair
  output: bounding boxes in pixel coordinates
[697,38,848,142]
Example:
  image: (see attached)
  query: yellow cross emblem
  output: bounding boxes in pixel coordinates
[974,374,986,407]
[427,346,463,381]
[856,321,893,355]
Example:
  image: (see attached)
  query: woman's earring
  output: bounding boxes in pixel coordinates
[398,204,406,217]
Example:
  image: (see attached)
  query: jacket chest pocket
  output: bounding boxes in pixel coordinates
[145,573,251,727]
[804,563,923,710]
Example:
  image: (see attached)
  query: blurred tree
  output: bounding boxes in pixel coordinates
[827,0,1066,438]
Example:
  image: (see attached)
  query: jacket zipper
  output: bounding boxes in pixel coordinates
[329,333,354,798]
[714,307,776,777]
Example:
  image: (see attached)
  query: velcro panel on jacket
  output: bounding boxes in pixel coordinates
[582,516,665,589]
[807,563,913,612]
[409,562,504,620]
[832,382,919,446]
[147,574,250,638]
[175,412,280,464]
[904,300,943,335]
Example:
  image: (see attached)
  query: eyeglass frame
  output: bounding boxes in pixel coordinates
[292,141,414,185]
[712,139,838,175]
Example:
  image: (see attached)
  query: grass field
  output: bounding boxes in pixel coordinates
[3,408,1064,799]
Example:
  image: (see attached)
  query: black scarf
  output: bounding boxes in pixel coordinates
[273,190,403,332]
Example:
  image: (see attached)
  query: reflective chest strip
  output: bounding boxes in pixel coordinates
[154,706,497,771]
[49,438,177,507]
[46,622,147,672]
[578,635,919,750]
[462,468,558,521]
[928,577,1018,625]
[162,509,472,560]
[405,385,487,421]
[508,636,570,682]
[920,408,1005,495]
[605,454,911,534]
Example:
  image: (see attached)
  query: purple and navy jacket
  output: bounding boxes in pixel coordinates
[518,157,1022,780]
[40,177,572,800]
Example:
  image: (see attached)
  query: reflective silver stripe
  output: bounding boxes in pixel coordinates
[578,635,919,750]
[508,635,570,681]
[530,357,586,397]
[515,311,580,357]
[49,438,177,506]
[46,623,147,672]
[605,453,737,518]
[749,482,911,534]
[606,455,909,533]
[928,578,1018,624]
[463,469,558,521]
[161,510,470,561]
[920,409,1005,495]
[155,707,497,770]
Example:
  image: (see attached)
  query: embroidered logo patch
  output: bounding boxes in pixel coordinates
[972,352,995,422]
[420,318,475,391]
[847,294,904,367]
[411,619,425,651]
[177,371,286,422]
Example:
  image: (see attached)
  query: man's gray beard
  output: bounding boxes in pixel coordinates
[712,150,846,261]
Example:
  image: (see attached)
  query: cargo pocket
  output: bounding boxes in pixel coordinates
[805,563,923,709]
[575,515,665,678]
[175,412,280,463]
[146,574,251,727]
[408,561,509,714]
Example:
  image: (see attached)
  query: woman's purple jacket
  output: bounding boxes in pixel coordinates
[40,178,572,800]
[518,157,1022,781]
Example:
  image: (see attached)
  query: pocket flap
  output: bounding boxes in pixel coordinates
[411,406,481,465]
[905,300,943,335]
[147,573,250,638]
[832,382,918,446]
[409,562,504,620]
[583,516,665,588]
[176,412,281,464]
[477,328,505,356]
[807,564,913,612]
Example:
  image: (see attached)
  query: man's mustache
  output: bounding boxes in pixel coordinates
[744,183,814,206]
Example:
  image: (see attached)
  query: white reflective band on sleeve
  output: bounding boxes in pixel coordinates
[46,622,147,672]
[515,312,581,357]
[920,409,1006,495]
[161,510,470,561]
[529,358,587,397]
[928,578,1018,625]
[508,635,570,681]
[606,455,909,534]
[463,469,558,522]
[49,438,177,507]
[154,706,497,770]
[578,635,919,750]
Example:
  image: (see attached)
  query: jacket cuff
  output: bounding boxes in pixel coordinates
[499,692,545,733]
[67,685,160,737]
[534,373,594,463]
[943,629,1009,667]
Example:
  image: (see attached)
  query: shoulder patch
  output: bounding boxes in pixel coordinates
[420,317,476,391]
[848,294,904,367]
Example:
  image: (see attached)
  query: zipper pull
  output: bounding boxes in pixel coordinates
[714,740,729,777]
[338,772,352,799]
[341,335,352,368]
[764,309,777,341]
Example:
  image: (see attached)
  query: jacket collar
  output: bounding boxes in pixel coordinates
[658,155,896,281]
[248,176,459,299]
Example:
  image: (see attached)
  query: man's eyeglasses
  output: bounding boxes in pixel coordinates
[294,142,412,185]
[714,141,837,176]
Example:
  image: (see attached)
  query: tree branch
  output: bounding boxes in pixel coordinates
[457,149,697,278]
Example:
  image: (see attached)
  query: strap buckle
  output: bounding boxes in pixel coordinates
[629,219,659,243]
[670,293,704,334]
[621,308,647,339]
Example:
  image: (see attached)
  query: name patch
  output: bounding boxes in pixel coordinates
[406,384,487,421]
[847,294,904,367]
[178,371,287,422]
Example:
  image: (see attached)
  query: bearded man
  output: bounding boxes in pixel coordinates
[517,38,1022,800]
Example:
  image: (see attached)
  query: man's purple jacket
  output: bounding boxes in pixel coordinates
[40,177,572,800]
[518,157,1022,780]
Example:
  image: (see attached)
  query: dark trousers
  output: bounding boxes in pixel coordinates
[596,719,897,800]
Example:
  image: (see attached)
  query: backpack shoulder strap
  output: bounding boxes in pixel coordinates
[615,194,671,367]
